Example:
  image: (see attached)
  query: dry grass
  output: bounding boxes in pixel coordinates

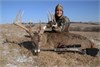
[0,23,100,67]
[70,23,100,32]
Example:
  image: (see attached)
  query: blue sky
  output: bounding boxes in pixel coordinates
[0,0,99,24]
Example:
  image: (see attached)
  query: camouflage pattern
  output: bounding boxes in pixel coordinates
[47,15,70,32]
[55,4,63,12]
[47,4,70,32]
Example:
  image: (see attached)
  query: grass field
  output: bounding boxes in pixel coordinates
[0,23,100,67]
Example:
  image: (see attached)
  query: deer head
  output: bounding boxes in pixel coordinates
[14,10,42,51]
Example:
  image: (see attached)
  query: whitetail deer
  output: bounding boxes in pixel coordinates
[14,10,44,53]
[14,10,99,56]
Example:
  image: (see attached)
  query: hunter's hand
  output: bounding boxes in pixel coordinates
[52,23,57,28]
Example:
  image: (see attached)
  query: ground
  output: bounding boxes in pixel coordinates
[0,23,100,67]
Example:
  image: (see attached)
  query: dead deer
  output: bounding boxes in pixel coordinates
[14,10,99,56]
[14,10,44,53]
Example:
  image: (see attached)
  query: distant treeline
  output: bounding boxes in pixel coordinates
[13,22,100,32]
[69,22,100,32]
[14,21,100,25]
[69,26,100,32]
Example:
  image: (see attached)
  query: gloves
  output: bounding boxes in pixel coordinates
[52,23,57,28]
[60,22,65,31]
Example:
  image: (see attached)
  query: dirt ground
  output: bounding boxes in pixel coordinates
[0,23,100,67]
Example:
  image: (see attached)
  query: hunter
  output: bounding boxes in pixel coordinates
[45,4,70,32]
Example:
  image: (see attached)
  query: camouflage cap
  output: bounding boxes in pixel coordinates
[55,4,63,11]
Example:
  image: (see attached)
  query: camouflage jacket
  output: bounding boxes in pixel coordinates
[47,15,70,32]
[55,16,70,27]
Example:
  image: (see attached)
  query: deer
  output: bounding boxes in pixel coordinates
[14,10,44,54]
[14,10,99,56]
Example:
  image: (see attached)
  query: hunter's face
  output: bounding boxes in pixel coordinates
[56,9,63,17]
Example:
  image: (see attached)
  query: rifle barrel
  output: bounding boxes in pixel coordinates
[40,48,81,52]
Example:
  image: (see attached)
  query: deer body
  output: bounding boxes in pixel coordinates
[14,10,96,54]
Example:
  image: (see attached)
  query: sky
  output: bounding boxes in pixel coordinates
[0,0,100,24]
